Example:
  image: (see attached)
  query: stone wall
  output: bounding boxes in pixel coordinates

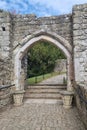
[73,4,87,85]
[0,10,73,84]
[11,13,73,85]
[0,87,12,110]
[12,14,73,48]
[0,10,73,108]
[0,11,13,85]
[54,59,67,73]
[75,85,87,128]
[73,4,87,128]
[0,11,13,108]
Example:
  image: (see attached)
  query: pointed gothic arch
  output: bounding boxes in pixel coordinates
[14,30,74,91]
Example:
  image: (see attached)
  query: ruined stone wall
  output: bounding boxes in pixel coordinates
[0,87,12,110]
[0,10,73,108]
[0,11,13,85]
[73,4,87,128]
[54,59,67,73]
[12,14,73,48]
[0,11,13,108]
[11,13,73,84]
[73,4,87,85]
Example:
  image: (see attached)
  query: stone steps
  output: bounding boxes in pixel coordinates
[24,85,66,100]
[24,93,62,99]
[24,99,63,104]
[27,85,66,89]
[26,88,63,93]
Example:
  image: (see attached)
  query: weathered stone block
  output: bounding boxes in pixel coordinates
[13,90,25,106]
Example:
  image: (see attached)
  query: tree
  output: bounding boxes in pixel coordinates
[27,41,66,77]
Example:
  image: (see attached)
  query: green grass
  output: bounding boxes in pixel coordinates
[26,72,64,85]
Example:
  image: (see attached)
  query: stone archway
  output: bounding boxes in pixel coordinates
[14,30,74,91]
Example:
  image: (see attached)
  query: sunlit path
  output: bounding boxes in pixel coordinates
[0,103,86,130]
[39,74,66,85]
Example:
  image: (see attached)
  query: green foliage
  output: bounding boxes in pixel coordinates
[27,41,66,77]
[26,72,60,85]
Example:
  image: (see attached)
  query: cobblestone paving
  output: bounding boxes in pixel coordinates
[0,103,86,130]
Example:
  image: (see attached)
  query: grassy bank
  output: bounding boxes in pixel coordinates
[26,72,64,85]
